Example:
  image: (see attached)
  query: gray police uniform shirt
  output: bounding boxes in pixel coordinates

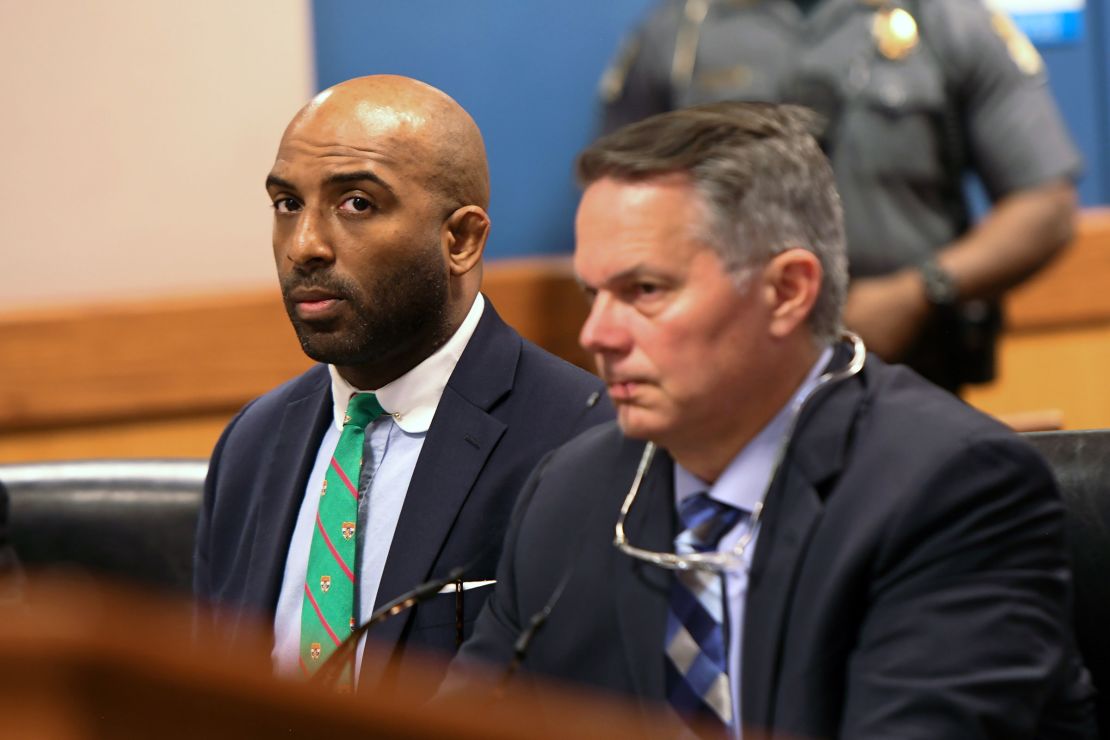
[602,0,1081,278]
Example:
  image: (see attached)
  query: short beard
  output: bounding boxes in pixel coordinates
[280,249,451,370]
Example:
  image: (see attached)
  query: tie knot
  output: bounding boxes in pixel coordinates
[678,493,745,550]
[343,393,385,429]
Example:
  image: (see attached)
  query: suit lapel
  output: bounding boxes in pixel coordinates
[365,389,506,640]
[741,464,825,729]
[359,302,516,684]
[244,368,332,616]
[613,443,675,701]
[741,360,868,728]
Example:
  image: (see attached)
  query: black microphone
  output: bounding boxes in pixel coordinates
[494,489,612,693]
[496,565,574,694]
[311,560,475,688]
[494,450,641,694]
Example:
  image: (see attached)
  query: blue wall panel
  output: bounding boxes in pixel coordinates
[312,0,1107,260]
[1039,0,1109,206]
[1100,0,1110,202]
[311,0,655,260]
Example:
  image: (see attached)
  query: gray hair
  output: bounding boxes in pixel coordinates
[576,102,847,344]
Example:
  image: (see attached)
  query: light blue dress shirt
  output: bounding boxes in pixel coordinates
[271,294,485,680]
[672,346,832,735]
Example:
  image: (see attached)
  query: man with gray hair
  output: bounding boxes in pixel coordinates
[454,102,1094,737]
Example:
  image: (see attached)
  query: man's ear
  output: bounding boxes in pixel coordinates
[443,206,490,276]
[764,248,822,339]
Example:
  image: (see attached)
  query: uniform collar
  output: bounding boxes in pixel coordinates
[737,0,864,34]
[328,293,486,433]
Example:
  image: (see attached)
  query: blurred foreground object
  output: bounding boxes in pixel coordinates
[0,575,698,740]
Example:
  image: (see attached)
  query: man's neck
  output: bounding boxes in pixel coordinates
[335,337,449,392]
[328,293,486,432]
[336,292,480,391]
[671,341,827,483]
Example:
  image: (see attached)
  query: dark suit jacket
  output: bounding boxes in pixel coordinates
[193,301,612,692]
[456,355,1095,738]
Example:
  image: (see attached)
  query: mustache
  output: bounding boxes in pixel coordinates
[279,270,360,303]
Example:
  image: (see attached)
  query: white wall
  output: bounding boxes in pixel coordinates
[0,0,314,310]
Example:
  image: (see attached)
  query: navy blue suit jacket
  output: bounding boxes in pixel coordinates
[194,301,612,692]
[456,355,1095,738]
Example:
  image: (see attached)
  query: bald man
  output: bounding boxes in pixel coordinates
[193,76,611,693]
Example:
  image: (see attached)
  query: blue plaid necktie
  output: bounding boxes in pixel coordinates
[665,492,746,732]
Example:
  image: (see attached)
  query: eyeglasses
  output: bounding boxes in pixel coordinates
[612,333,867,574]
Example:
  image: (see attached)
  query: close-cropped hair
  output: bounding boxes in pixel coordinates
[576,102,847,344]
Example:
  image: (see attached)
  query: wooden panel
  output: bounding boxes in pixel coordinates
[1003,208,1110,330]
[2,210,1107,462]
[964,323,1110,431]
[0,413,232,464]
[481,256,592,370]
[0,259,594,435]
[0,258,594,461]
[0,289,311,431]
[964,209,1110,429]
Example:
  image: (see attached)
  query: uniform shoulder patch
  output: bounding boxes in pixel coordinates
[989,9,1044,76]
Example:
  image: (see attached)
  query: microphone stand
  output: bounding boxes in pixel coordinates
[311,564,469,689]
[492,437,659,696]
[494,565,574,697]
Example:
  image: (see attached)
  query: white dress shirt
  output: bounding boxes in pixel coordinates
[272,294,485,679]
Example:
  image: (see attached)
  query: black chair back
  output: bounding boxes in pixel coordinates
[0,459,206,593]
[1026,429,1110,735]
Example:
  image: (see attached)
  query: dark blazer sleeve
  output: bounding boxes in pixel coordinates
[449,449,558,673]
[193,401,253,603]
[840,436,1084,737]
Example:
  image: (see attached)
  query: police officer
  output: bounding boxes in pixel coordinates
[601,0,1081,391]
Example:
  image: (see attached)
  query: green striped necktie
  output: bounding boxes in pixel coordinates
[300,392,385,687]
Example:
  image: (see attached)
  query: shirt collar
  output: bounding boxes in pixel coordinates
[328,293,485,433]
[674,344,835,513]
